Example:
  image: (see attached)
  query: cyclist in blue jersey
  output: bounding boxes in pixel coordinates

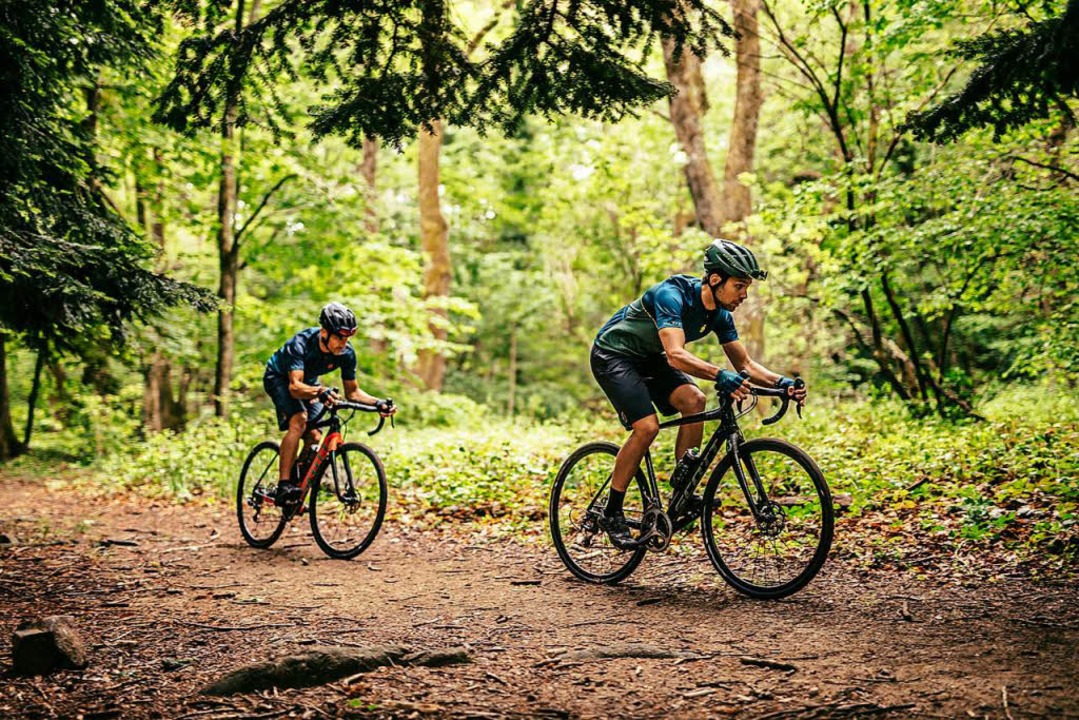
[591,239,807,548]
[263,302,395,504]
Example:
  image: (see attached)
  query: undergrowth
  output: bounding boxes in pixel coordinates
[16,387,1079,567]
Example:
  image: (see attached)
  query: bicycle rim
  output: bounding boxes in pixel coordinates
[310,442,387,559]
[237,441,287,548]
[549,442,648,584]
[701,438,833,599]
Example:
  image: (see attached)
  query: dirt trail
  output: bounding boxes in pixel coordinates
[1,474,1077,719]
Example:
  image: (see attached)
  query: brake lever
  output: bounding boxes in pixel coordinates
[794,377,805,419]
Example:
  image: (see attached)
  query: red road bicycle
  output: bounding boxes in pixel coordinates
[237,399,392,559]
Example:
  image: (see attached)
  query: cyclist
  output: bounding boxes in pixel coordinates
[590,238,807,549]
[263,301,395,504]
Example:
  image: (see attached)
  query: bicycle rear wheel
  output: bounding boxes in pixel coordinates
[549,441,648,584]
[237,441,287,548]
[701,438,833,599]
[310,442,387,560]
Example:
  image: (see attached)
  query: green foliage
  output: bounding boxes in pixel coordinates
[73,388,1077,560]
[0,0,214,353]
[908,0,1079,141]
[156,0,732,145]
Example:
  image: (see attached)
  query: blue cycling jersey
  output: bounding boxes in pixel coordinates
[265,327,357,384]
[594,275,738,358]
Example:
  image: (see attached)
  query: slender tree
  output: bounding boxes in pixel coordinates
[416,121,452,390]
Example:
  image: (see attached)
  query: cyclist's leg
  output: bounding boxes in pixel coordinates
[667,383,707,461]
[264,372,316,482]
[279,411,308,482]
[590,346,660,496]
[590,347,660,549]
[610,414,659,493]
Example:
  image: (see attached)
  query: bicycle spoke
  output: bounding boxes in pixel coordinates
[237,442,287,548]
[702,439,833,599]
[310,443,386,559]
[549,442,648,584]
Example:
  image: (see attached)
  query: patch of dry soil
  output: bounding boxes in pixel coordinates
[1,475,1076,719]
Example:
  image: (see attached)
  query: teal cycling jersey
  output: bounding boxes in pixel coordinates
[265,327,357,384]
[594,275,738,358]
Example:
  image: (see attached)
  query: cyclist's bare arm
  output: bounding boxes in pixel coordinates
[659,328,724,381]
[288,370,325,400]
[660,328,750,401]
[342,380,396,417]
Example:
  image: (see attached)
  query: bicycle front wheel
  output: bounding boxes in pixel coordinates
[701,438,833,599]
[548,441,648,584]
[237,441,287,548]
[310,442,387,560]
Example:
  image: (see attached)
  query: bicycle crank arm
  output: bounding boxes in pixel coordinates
[634,507,673,552]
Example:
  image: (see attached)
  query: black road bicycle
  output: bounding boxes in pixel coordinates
[549,378,833,599]
[237,398,392,560]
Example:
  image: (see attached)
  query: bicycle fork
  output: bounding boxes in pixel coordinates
[729,436,781,531]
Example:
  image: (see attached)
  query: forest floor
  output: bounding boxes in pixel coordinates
[1,470,1077,720]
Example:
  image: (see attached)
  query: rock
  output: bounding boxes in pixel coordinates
[201,644,473,695]
[12,616,90,674]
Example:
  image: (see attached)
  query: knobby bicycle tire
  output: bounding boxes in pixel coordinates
[549,441,649,584]
[237,441,288,549]
[309,441,388,560]
[701,438,833,599]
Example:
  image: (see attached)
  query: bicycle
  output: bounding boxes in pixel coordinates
[237,396,394,560]
[549,377,833,599]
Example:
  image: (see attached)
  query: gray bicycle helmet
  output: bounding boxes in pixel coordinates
[319,302,358,336]
[703,238,768,280]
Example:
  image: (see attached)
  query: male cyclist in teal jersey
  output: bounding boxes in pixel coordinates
[263,302,395,505]
[590,239,807,549]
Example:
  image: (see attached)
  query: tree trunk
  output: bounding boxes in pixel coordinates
[721,0,762,226]
[664,14,768,363]
[23,346,45,448]
[662,39,723,236]
[360,135,388,354]
[213,1,248,418]
[416,120,451,391]
[507,326,517,417]
[361,135,379,235]
[142,147,185,432]
[722,0,766,363]
[0,333,25,460]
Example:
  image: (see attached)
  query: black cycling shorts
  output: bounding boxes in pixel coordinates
[263,372,324,432]
[590,345,696,429]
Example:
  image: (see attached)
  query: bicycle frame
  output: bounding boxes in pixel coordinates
[287,401,387,509]
[597,388,794,545]
[657,399,771,526]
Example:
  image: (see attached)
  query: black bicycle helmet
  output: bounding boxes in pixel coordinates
[703,238,768,280]
[319,302,358,336]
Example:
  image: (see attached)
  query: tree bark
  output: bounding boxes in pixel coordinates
[361,136,379,235]
[721,0,763,225]
[722,0,767,364]
[143,147,185,432]
[416,120,451,391]
[0,333,25,460]
[23,347,45,448]
[662,39,723,236]
[507,326,517,417]
[213,0,248,418]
